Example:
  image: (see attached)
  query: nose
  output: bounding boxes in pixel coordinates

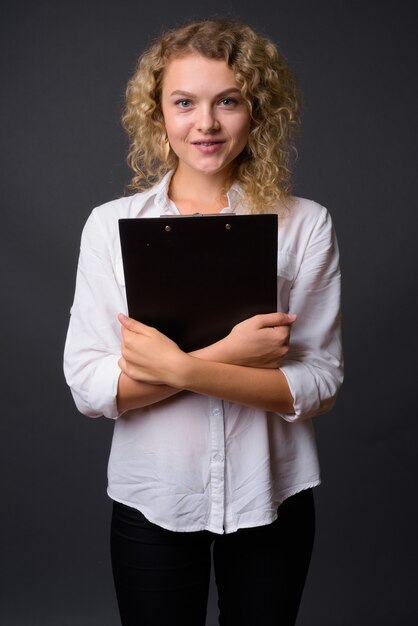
[196,105,220,133]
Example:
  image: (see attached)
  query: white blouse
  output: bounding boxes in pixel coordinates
[64,172,343,534]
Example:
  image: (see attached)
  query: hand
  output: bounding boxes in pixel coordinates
[118,314,187,386]
[213,312,296,369]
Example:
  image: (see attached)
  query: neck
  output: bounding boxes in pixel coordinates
[169,165,233,215]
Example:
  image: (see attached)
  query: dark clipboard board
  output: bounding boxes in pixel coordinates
[119,214,278,352]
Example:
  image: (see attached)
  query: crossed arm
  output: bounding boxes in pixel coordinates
[117,312,296,414]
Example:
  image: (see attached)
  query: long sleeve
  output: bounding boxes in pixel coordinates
[279,204,343,421]
[64,191,343,426]
[63,208,126,419]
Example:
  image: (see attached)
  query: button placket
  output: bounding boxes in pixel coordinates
[208,397,226,532]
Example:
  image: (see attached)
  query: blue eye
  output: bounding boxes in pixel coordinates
[219,97,237,106]
[176,99,191,108]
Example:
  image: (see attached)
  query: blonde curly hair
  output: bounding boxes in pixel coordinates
[122,19,300,213]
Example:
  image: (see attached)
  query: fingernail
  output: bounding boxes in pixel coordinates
[288,313,297,321]
[118,313,128,321]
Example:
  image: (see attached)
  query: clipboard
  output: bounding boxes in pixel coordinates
[119,214,278,352]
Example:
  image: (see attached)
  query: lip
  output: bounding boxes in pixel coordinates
[191,140,225,154]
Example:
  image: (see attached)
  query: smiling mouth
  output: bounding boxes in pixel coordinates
[192,141,225,146]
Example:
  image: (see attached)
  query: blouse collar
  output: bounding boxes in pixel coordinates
[140,170,246,216]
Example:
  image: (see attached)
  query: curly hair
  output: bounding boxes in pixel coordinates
[122,19,301,213]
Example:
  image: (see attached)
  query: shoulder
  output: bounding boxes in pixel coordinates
[77,190,153,258]
[82,187,159,237]
[92,188,157,222]
[286,195,329,224]
[277,196,337,259]
[87,173,173,228]
[280,195,334,234]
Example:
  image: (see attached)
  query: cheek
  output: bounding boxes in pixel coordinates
[233,117,251,144]
[164,115,192,140]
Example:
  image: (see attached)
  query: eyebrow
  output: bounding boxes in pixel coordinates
[169,88,242,98]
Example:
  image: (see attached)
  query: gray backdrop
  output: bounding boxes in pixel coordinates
[1,1,417,624]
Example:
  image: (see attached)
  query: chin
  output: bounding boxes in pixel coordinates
[193,160,233,176]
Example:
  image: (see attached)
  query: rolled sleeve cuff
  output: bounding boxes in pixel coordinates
[280,362,323,422]
[88,354,122,419]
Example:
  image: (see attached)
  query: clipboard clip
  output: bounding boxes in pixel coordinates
[159,212,236,232]
[160,212,235,217]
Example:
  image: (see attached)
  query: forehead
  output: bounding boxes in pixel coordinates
[162,54,239,94]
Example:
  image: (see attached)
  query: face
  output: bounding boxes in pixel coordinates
[161,54,251,180]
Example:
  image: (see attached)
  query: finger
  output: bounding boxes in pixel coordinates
[120,325,136,350]
[273,325,291,343]
[118,313,153,334]
[254,312,297,328]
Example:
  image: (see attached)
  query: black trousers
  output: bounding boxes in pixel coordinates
[111,489,315,626]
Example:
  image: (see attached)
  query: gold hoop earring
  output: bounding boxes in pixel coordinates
[162,135,170,161]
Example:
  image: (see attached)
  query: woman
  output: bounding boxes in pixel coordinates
[64,19,343,626]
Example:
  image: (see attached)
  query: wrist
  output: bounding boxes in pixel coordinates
[191,336,231,364]
[166,352,195,388]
